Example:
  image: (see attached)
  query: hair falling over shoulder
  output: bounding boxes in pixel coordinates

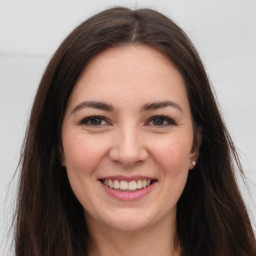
[14,6,256,256]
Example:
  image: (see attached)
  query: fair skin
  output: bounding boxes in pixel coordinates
[61,45,200,256]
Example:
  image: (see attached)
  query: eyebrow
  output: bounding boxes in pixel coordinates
[71,100,183,114]
[141,100,183,112]
[71,101,114,114]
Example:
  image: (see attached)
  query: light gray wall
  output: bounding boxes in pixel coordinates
[1,0,255,254]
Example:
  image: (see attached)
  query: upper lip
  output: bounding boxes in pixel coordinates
[98,175,157,182]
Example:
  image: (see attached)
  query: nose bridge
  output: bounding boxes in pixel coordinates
[120,124,139,153]
[109,122,148,166]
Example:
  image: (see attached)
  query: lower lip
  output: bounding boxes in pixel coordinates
[100,182,156,201]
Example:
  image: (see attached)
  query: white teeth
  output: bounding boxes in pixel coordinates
[103,179,152,191]
[137,180,142,189]
[109,179,114,188]
[113,180,119,189]
[120,180,128,190]
[128,181,137,190]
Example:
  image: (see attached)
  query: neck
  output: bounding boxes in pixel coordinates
[87,213,181,256]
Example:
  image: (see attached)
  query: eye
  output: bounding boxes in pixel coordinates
[146,115,176,127]
[79,116,109,126]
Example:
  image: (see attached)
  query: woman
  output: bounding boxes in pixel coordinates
[15,7,255,256]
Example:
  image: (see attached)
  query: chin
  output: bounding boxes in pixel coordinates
[95,207,162,232]
[106,217,152,232]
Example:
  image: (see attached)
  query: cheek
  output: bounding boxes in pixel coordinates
[153,137,191,206]
[153,135,192,172]
[62,134,108,176]
[62,135,110,210]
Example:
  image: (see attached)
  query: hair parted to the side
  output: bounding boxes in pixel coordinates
[15,7,256,256]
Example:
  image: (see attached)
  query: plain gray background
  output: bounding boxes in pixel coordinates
[1,0,255,254]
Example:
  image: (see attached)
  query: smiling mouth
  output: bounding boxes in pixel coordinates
[100,179,156,192]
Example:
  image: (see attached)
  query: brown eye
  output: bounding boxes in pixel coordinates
[90,117,103,125]
[146,115,176,127]
[152,117,165,126]
[80,116,108,126]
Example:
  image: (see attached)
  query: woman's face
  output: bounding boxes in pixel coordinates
[61,45,199,232]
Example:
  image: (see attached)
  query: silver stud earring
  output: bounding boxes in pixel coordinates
[192,161,196,166]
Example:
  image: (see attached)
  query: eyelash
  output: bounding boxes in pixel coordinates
[79,116,109,126]
[79,115,176,127]
[145,115,177,127]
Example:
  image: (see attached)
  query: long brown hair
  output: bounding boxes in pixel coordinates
[15,7,255,256]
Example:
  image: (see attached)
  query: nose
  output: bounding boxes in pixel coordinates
[109,127,148,167]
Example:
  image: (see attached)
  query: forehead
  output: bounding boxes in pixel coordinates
[83,45,180,81]
[67,45,189,111]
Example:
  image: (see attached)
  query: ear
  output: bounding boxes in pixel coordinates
[58,144,66,166]
[189,128,202,170]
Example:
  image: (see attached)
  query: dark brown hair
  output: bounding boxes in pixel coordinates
[15,7,255,256]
